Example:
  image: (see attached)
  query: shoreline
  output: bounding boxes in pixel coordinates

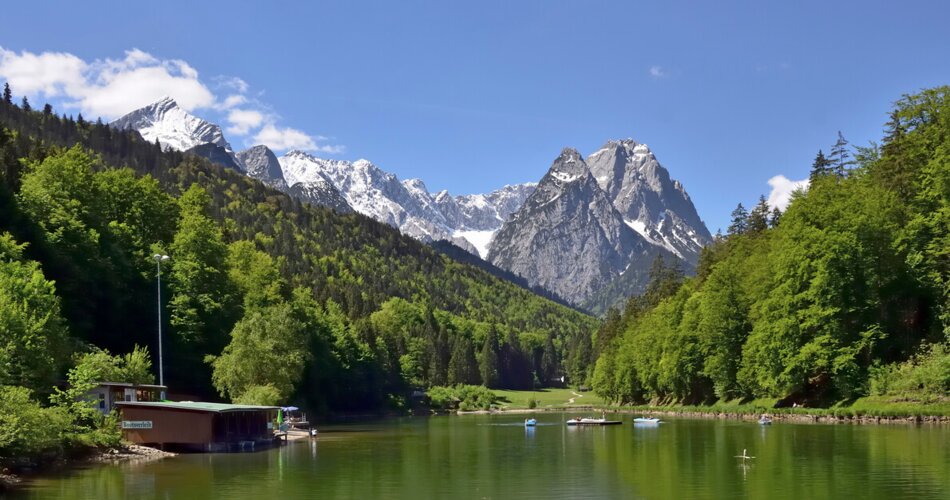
[457,405,950,424]
[1,444,176,493]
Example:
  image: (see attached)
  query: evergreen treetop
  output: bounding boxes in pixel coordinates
[727,203,749,235]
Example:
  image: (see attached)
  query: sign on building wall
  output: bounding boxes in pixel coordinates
[122,420,153,429]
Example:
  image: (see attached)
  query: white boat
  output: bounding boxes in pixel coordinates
[758,415,772,425]
[566,417,621,426]
[524,418,537,427]
[633,417,661,424]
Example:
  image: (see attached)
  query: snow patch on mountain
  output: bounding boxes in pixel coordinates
[452,229,496,259]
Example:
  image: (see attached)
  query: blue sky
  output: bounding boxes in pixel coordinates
[2,1,949,232]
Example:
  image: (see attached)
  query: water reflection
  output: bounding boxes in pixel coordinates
[14,416,950,499]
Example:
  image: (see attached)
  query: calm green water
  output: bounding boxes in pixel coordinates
[13,414,950,499]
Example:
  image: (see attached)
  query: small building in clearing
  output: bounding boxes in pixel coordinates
[86,382,167,415]
[116,401,279,452]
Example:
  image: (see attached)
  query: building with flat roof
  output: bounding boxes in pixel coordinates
[86,382,167,415]
[116,401,280,452]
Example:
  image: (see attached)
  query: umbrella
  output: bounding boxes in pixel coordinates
[282,406,299,412]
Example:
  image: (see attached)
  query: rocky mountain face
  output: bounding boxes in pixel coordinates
[187,143,243,171]
[286,181,352,214]
[586,139,711,265]
[489,148,672,304]
[435,183,538,231]
[235,145,287,190]
[489,143,710,311]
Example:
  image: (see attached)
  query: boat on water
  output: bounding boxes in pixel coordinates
[524,418,537,427]
[633,417,661,424]
[566,417,622,426]
[758,415,773,425]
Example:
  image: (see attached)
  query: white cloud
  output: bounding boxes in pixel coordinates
[649,65,668,79]
[221,94,246,109]
[226,108,265,135]
[79,57,215,118]
[215,76,249,94]
[0,46,214,119]
[0,46,344,153]
[314,143,346,154]
[254,124,318,151]
[0,47,86,97]
[767,175,809,211]
[253,124,345,153]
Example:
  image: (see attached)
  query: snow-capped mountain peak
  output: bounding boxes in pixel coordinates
[110,101,356,214]
[111,97,232,154]
[274,150,535,258]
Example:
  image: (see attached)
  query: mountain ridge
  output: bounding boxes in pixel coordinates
[489,143,709,312]
[109,99,711,312]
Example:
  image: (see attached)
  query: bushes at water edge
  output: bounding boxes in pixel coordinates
[427,385,498,411]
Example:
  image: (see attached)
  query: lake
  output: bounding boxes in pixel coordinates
[13,414,950,499]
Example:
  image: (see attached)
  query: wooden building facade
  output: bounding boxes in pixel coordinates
[116,401,279,452]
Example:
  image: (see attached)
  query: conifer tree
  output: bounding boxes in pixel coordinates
[447,335,479,385]
[809,149,833,180]
[424,309,449,386]
[540,334,558,383]
[501,329,532,389]
[594,308,622,357]
[479,326,501,388]
[20,96,30,112]
[727,203,749,235]
[644,255,684,306]
[829,131,851,176]
[769,207,782,228]
[42,103,52,117]
[747,195,770,233]
[2,83,11,106]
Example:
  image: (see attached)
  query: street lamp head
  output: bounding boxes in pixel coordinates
[161,255,170,261]
[153,254,170,262]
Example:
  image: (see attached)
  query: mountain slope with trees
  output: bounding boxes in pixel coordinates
[591,87,949,408]
[0,84,598,419]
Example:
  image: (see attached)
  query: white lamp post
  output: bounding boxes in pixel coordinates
[153,254,170,400]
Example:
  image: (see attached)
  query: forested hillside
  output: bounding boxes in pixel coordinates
[592,87,949,407]
[0,84,598,416]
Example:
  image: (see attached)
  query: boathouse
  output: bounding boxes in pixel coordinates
[116,401,279,452]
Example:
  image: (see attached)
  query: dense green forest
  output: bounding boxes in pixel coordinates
[592,87,949,407]
[0,82,598,426]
